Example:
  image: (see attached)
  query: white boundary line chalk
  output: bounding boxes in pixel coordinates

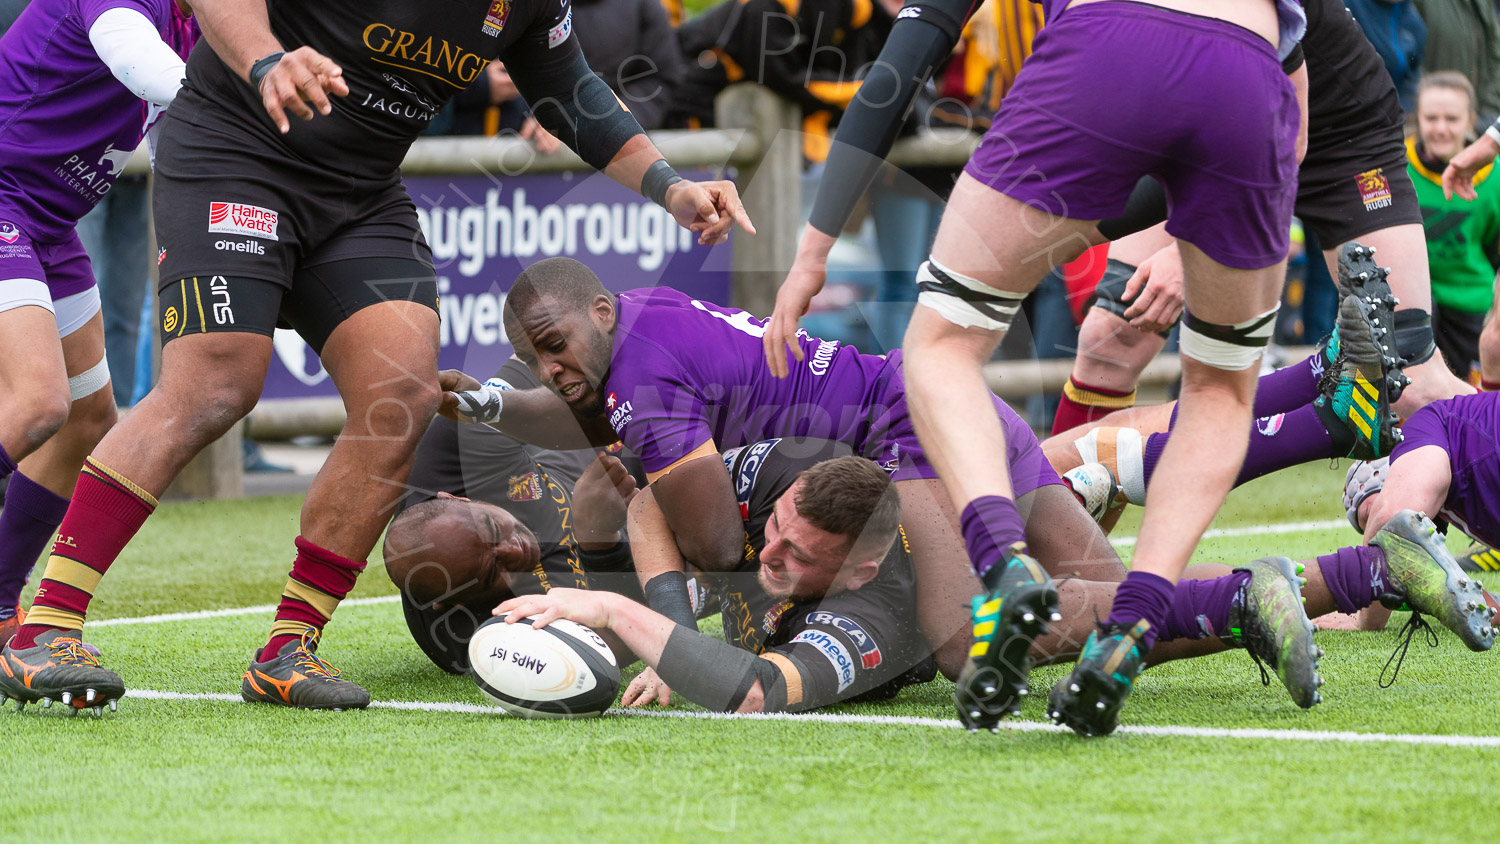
[122,689,1500,748]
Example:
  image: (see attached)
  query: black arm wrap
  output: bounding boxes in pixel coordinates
[1096,177,1169,242]
[1281,42,1305,75]
[806,17,960,237]
[640,159,684,209]
[248,51,285,92]
[657,626,760,711]
[516,52,645,171]
[578,541,633,573]
[643,571,699,629]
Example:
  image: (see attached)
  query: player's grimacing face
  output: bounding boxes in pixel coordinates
[511,295,614,418]
[1417,87,1474,162]
[758,481,858,601]
[424,501,541,608]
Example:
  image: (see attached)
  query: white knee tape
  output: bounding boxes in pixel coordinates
[1178,306,1279,371]
[915,257,1027,333]
[68,356,111,401]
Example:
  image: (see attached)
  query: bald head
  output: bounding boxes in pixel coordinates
[383,497,539,608]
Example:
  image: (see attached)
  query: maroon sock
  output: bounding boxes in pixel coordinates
[1053,378,1135,436]
[1318,545,1390,614]
[1105,571,1176,650]
[13,460,156,649]
[1482,379,1500,392]
[261,536,367,659]
[1254,353,1323,417]
[960,496,1028,578]
[1162,571,1253,641]
[0,472,70,618]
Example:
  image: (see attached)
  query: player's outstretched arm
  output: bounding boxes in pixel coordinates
[1443,123,1500,201]
[190,0,347,133]
[762,2,965,375]
[438,369,618,450]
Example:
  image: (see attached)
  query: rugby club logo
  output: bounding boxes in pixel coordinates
[508,473,543,502]
[482,0,511,36]
[0,220,19,243]
[1356,169,1393,212]
[208,202,279,241]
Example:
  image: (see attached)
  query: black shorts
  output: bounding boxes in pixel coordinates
[152,110,433,290]
[1295,125,1423,246]
[157,258,438,354]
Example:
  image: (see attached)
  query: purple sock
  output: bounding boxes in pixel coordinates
[1162,571,1252,641]
[1105,570,1176,650]
[1141,432,1169,489]
[0,471,70,619]
[1234,405,1341,485]
[960,496,1027,578]
[1318,545,1391,614]
[1253,353,1323,417]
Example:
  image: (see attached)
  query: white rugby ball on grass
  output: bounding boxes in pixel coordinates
[468,616,620,719]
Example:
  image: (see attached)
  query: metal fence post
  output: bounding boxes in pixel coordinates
[714,83,801,318]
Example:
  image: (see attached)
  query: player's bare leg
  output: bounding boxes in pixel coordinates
[1051,240,1285,735]
[2,331,272,712]
[244,300,440,710]
[0,306,72,467]
[1323,224,1474,414]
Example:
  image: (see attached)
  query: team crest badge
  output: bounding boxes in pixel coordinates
[482,0,511,36]
[508,472,543,502]
[762,600,792,635]
[0,221,19,244]
[1356,169,1393,212]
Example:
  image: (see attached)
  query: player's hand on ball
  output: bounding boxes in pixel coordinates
[258,46,349,133]
[496,588,615,631]
[665,180,755,246]
[621,667,672,707]
[1121,243,1184,334]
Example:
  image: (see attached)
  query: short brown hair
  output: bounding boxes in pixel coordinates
[793,456,902,559]
[1418,71,1478,115]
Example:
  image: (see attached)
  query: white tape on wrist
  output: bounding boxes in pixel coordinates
[1486,122,1500,147]
[453,380,507,424]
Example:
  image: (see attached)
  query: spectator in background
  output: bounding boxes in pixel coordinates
[1414,0,1500,125]
[0,0,28,31]
[437,0,683,138]
[1346,0,1427,112]
[75,176,149,408]
[1407,72,1500,382]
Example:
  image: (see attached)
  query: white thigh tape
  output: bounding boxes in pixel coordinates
[1178,306,1279,371]
[68,356,111,401]
[915,257,1026,333]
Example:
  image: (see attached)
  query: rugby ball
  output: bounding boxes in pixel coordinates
[467,617,620,719]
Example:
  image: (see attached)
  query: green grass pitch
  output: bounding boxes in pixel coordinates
[2,462,1495,842]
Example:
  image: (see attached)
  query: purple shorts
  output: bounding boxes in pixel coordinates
[0,216,96,300]
[965,2,1298,270]
[861,352,1063,497]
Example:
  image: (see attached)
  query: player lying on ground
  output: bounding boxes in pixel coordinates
[383,358,643,675]
[1338,389,1500,630]
[439,257,1123,689]
[2,0,754,714]
[0,0,197,661]
[1051,0,1471,439]
[493,438,1492,726]
[1047,254,1409,524]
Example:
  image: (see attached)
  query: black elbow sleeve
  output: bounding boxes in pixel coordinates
[523,53,646,171]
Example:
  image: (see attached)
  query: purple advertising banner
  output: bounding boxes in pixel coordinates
[263,169,733,400]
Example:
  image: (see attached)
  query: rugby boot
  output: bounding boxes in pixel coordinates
[0,628,124,715]
[1222,557,1323,709]
[1061,462,1123,524]
[1371,510,1497,653]
[1316,243,1409,459]
[955,544,1060,732]
[241,628,370,711]
[1049,619,1150,737]
[0,605,24,649]
[1455,541,1500,574]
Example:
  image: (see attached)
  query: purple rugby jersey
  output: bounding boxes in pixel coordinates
[0,0,182,259]
[1389,391,1500,548]
[600,287,1062,496]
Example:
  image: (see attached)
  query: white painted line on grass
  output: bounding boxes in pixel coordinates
[1110,519,1349,549]
[122,689,1500,749]
[91,595,402,628]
